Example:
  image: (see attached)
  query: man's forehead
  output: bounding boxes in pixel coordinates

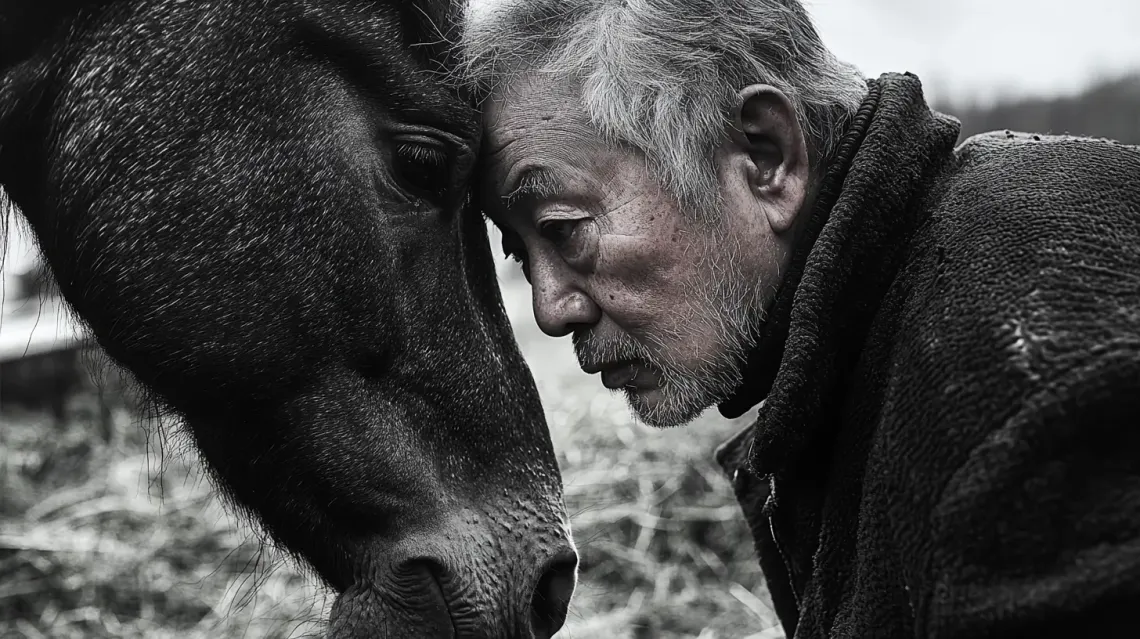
[484,103,599,191]
[487,72,579,112]
[484,74,595,145]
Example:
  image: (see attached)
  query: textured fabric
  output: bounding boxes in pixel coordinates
[715,72,1140,638]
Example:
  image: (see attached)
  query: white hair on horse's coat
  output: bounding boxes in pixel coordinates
[460,0,866,219]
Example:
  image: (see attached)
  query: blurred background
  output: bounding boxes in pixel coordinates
[2,1,1139,637]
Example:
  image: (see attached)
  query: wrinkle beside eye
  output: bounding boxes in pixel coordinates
[606,195,643,216]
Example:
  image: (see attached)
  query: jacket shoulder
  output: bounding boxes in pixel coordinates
[873,126,1140,515]
[955,128,1140,163]
[948,129,1140,211]
[923,129,1140,286]
[871,132,1140,631]
[902,127,1140,361]
[880,127,1140,478]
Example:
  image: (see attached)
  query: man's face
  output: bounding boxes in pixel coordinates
[482,75,792,427]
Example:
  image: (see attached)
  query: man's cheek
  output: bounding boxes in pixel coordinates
[596,234,680,291]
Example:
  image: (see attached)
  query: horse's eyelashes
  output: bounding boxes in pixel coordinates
[395,142,447,166]
[390,138,453,205]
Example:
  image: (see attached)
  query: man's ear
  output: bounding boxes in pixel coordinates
[728,84,810,234]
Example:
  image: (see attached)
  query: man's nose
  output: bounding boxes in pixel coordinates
[531,265,599,337]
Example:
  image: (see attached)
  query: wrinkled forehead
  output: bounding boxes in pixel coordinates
[483,76,600,167]
[480,74,632,209]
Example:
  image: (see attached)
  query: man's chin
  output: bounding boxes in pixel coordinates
[620,386,711,429]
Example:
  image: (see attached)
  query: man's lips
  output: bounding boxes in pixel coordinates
[582,360,647,390]
[601,364,638,390]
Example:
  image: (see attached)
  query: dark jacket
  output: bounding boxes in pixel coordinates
[714,72,1140,639]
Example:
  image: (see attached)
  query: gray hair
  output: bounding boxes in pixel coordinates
[461,0,867,219]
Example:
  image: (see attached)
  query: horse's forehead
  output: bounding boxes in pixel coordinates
[52,1,478,162]
[75,1,476,130]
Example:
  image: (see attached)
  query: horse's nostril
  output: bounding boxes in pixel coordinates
[529,551,578,638]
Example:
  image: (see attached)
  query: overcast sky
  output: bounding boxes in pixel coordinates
[5,0,1140,279]
[469,0,1140,104]
[808,0,1140,103]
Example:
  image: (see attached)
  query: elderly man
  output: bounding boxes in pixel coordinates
[464,0,1140,637]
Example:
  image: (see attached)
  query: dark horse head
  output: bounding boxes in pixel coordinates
[0,1,576,636]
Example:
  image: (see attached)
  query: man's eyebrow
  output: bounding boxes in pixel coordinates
[503,167,567,210]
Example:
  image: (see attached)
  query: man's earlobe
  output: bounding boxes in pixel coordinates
[731,84,810,234]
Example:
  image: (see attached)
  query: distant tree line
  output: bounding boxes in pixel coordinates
[939,73,1140,145]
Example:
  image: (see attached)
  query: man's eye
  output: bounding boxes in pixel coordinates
[538,220,580,247]
[391,138,451,201]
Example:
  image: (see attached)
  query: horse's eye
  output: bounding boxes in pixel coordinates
[391,136,452,203]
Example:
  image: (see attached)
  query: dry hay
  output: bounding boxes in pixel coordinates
[0,407,330,639]
[0,284,782,638]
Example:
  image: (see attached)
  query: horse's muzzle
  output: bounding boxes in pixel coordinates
[326,544,577,639]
